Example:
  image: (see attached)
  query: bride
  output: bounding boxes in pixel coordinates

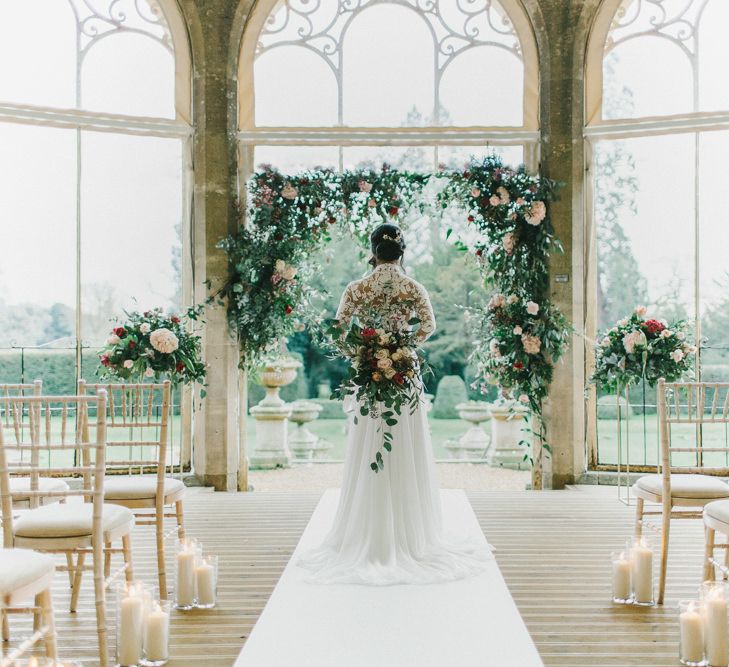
[298,223,492,586]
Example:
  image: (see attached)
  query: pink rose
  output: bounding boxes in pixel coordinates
[358,180,372,193]
[513,325,523,335]
[526,301,539,316]
[502,232,516,255]
[471,187,481,198]
[489,195,501,207]
[281,183,298,200]
[521,334,541,355]
[634,305,647,318]
[497,186,510,204]
[525,201,546,226]
[488,294,506,310]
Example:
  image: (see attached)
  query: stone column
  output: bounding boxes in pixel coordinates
[182,0,242,491]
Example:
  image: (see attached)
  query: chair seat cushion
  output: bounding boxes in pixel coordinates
[10,476,69,500]
[104,476,184,501]
[705,499,729,524]
[14,503,135,539]
[635,474,729,500]
[0,548,55,596]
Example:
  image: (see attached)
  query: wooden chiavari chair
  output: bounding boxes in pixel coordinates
[0,382,70,507]
[633,379,729,604]
[0,391,135,667]
[0,548,57,666]
[79,381,184,600]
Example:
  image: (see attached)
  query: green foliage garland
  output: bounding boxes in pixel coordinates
[218,155,571,477]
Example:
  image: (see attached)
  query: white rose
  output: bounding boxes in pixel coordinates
[489,195,501,207]
[391,351,403,361]
[661,330,672,339]
[281,183,298,199]
[634,305,647,318]
[378,333,391,345]
[275,259,286,273]
[507,294,518,305]
[513,326,523,335]
[282,266,297,280]
[375,349,389,360]
[123,359,134,369]
[618,319,628,327]
[139,323,151,334]
[107,334,120,345]
[601,337,611,347]
[149,328,179,354]
[671,348,684,363]
[377,358,393,369]
[489,339,501,357]
[677,331,686,340]
[526,301,539,316]
[518,394,529,404]
[384,368,397,379]
[144,367,155,378]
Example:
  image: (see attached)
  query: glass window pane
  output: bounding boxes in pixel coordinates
[0,123,76,348]
[343,5,434,127]
[82,33,175,118]
[0,0,77,108]
[255,47,338,127]
[253,146,339,173]
[594,134,695,333]
[343,146,433,172]
[698,0,729,113]
[80,132,184,345]
[699,130,729,367]
[439,47,523,126]
[603,40,693,119]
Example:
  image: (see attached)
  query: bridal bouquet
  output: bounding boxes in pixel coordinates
[591,306,695,392]
[98,307,207,388]
[323,315,430,472]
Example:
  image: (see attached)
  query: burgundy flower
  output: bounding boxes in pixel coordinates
[100,354,110,368]
[388,206,399,217]
[171,316,181,324]
[175,361,185,373]
[467,215,475,222]
[644,319,665,335]
[128,341,136,350]
[513,361,524,370]
[284,305,293,315]
[393,373,405,385]
[362,328,377,339]
[475,249,483,257]
[113,327,126,338]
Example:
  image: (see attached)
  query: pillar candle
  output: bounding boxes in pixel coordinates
[631,539,653,604]
[705,588,729,667]
[681,602,705,664]
[194,557,216,607]
[144,603,170,662]
[118,588,144,666]
[176,546,196,607]
[612,551,632,601]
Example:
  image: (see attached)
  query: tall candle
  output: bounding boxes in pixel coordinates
[612,551,632,601]
[176,545,196,607]
[705,587,729,667]
[631,539,653,604]
[681,601,705,664]
[195,557,216,607]
[118,587,144,666]
[144,602,170,662]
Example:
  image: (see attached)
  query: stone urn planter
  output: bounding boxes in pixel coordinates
[289,400,323,463]
[249,358,302,469]
[487,401,530,469]
[445,401,491,460]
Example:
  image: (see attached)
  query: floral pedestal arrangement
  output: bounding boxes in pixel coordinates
[445,402,491,460]
[250,359,301,469]
[487,402,530,469]
[289,400,323,462]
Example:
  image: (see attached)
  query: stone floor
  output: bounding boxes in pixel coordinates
[249,462,530,491]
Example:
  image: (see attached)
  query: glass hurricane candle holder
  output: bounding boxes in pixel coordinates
[628,536,655,606]
[141,599,171,667]
[116,582,154,667]
[680,600,708,666]
[611,550,633,604]
[700,582,729,667]
[194,554,219,609]
[174,539,201,610]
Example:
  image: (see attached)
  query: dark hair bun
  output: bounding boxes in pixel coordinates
[370,223,405,262]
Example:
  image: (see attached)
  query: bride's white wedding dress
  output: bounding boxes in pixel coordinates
[298,263,492,586]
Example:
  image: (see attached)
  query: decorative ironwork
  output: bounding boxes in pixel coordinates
[257,0,522,124]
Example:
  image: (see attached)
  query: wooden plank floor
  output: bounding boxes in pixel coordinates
[6,485,709,666]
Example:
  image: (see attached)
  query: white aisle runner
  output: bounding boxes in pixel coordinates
[235,489,543,667]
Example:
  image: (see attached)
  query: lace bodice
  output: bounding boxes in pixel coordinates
[336,263,436,341]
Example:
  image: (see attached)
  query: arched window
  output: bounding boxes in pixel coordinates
[238,0,539,176]
[0,0,192,386]
[586,0,729,467]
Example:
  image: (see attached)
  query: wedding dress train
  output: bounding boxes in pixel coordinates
[297,263,492,586]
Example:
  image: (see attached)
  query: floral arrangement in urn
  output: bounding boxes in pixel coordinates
[591,306,695,392]
[98,307,206,388]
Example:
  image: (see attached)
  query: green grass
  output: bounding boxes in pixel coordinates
[246,417,475,461]
[597,414,729,468]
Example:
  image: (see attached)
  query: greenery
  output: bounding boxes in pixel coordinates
[98,306,207,389]
[591,307,695,392]
[219,156,571,482]
[432,375,469,419]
